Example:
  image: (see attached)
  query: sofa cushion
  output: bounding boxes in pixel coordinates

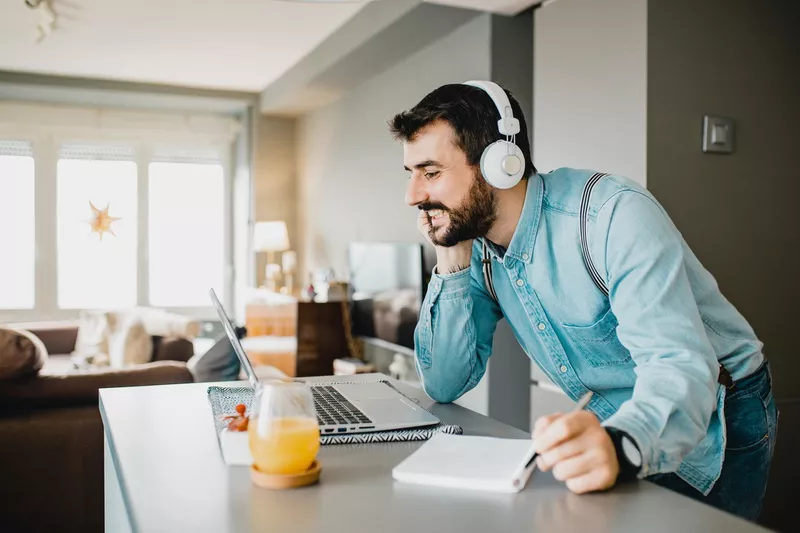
[0,328,48,380]
[152,336,194,363]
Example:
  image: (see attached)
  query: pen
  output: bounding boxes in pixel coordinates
[528,390,593,465]
[512,390,594,488]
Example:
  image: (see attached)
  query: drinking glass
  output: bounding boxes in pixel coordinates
[248,381,320,475]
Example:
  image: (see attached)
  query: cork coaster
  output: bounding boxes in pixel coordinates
[251,460,322,490]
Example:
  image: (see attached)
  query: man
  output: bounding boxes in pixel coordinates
[388,82,777,521]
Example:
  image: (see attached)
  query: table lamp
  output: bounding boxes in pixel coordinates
[281,250,297,295]
[254,221,290,291]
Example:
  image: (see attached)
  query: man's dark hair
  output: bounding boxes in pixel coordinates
[389,83,536,178]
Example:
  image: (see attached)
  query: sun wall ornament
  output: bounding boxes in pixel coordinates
[87,201,121,241]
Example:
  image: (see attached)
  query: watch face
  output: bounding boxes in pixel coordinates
[621,436,642,468]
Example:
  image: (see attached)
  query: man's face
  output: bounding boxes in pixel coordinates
[403,121,496,247]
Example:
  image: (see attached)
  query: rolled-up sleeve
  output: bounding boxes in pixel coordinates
[414,258,502,403]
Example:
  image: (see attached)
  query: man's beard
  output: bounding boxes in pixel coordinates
[419,171,497,247]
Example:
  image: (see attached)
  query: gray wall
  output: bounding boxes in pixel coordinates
[297,14,494,414]
[533,0,647,185]
[296,15,492,279]
[647,0,798,530]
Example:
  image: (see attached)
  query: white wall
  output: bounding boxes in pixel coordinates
[297,15,492,280]
[252,116,297,288]
[533,0,647,186]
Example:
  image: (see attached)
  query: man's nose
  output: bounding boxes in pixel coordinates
[405,175,427,207]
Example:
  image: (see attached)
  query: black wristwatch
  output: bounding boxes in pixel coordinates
[605,427,642,483]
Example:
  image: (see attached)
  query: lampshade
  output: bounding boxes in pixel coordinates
[253,221,290,253]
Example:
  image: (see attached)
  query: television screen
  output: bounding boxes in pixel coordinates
[348,242,433,352]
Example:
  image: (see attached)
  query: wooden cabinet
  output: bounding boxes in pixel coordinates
[245,291,353,377]
[295,300,351,377]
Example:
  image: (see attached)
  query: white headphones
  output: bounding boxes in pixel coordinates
[463,80,526,189]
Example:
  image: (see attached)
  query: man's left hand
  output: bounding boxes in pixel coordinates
[532,411,619,494]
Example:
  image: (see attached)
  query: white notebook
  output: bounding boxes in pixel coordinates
[392,433,537,493]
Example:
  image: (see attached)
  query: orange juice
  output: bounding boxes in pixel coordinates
[248,417,320,475]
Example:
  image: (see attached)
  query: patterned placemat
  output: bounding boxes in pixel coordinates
[207,381,462,445]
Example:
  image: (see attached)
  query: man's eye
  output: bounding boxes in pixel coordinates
[424,171,440,179]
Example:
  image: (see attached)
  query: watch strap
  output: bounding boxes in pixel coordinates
[605,427,641,483]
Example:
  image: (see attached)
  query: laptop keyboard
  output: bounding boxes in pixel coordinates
[312,386,373,426]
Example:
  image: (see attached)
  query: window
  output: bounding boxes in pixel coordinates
[0,102,237,322]
[57,145,138,309]
[0,141,35,310]
[148,161,225,307]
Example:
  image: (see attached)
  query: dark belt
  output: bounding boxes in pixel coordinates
[718,363,735,390]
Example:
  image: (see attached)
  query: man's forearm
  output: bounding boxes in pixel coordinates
[414,266,500,403]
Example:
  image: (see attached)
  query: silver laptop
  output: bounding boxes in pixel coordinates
[209,289,440,435]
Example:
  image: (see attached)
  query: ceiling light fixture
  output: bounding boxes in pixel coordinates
[25,0,58,43]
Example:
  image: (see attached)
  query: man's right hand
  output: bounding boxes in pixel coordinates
[417,210,473,274]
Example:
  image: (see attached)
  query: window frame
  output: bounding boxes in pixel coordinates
[0,105,237,323]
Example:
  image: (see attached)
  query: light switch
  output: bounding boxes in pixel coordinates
[703,115,735,154]
[711,123,728,145]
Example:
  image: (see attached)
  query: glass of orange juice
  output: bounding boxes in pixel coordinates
[248,381,320,476]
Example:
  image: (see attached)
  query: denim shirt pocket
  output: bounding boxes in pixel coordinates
[561,307,633,367]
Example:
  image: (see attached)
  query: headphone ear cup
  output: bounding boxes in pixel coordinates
[480,141,525,189]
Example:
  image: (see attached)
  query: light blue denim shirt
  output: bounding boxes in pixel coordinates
[413,168,764,495]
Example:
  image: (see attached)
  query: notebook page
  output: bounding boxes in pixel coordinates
[392,433,536,492]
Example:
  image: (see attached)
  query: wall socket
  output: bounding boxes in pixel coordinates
[702,115,735,154]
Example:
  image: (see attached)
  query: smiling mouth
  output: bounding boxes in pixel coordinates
[426,209,446,222]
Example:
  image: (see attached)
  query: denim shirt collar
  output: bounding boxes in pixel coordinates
[484,173,543,265]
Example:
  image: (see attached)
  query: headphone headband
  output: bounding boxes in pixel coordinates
[462,80,525,189]
[463,80,520,136]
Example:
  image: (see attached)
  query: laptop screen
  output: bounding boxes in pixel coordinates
[209,288,258,388]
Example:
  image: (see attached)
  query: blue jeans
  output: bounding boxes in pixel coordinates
[647,361,778,522]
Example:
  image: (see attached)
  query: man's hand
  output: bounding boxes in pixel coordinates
[417,210,472,274]
[532,411,619,494]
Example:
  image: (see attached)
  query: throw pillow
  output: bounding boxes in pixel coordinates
[187,334,241,383]
[73,310,110,360]
[131,306,201,339]
[106,313,153,368]
[0,328,49,380]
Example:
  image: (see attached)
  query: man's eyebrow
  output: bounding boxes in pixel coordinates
[403,160,441,171]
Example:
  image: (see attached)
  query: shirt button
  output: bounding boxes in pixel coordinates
[537,323,546,331]
[516,279,524,287]
[522,253,529,260]
[560,365,568,373]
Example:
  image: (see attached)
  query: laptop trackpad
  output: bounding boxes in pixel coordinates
[356,398,419,422]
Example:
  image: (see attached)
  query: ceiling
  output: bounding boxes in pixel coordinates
[0,0,366,92]
[0,0,541,92]
[428,0,540,15]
